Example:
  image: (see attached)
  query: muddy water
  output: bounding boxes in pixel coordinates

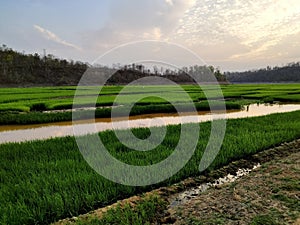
[0,103,300,144]
[170,163,261,207]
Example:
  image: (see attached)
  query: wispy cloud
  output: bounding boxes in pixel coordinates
[34,25,81,51]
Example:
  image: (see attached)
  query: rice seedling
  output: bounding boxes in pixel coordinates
[0,110,300,224]
[0,84,299,114]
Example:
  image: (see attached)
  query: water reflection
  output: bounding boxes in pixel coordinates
[0,103,300,144]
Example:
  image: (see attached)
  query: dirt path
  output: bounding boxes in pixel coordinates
[165,151,300,224]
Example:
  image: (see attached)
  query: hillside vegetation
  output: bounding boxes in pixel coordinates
[225,62,300,83]
[0,45,226,87]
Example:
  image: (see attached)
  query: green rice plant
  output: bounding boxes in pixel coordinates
[0,84,299,114]
[0,111,300,224]
[75,195,167,225]
[274,94,300,102]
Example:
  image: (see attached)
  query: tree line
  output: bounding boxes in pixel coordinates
[0,45,227,87]
[0,45,87,86]
[225,62,300,83]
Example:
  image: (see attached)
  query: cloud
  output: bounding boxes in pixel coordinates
[165,0,174,6]
[142,27,162,40]
[28,0,300,71]
[173,0,300,60]
[34,25,82,51]
[80,0,196,52]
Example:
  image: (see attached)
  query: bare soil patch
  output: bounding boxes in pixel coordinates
[165,147,300,224]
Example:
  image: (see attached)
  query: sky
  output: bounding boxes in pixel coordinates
[1,0,300,71]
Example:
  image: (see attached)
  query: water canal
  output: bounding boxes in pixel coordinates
[0,103,300,144]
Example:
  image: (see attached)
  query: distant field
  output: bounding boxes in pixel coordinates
[0,84,299,125]
[0,84,299,112]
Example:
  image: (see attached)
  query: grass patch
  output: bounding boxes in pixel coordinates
[279,177,300,191]
[250,208,285,225]
[75,195,167,225]
[250,214,280,225]
[272,194,300,211]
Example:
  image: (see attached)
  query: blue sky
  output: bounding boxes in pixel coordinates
[1,0,300,71]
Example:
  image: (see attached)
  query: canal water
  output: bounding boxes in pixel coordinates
[0,103,300,144]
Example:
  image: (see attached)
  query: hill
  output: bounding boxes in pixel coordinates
[0,45,227,87]
[225,63,300,83]
[0,45,87,87]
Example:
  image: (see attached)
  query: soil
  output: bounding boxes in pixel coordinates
[164,148,300,224]
[54,139,300,225]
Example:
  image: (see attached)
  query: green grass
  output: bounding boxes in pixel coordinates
[1,110,300,224]
[250,213,281,225]
[75,195,167,225]
[0,84,299,113]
